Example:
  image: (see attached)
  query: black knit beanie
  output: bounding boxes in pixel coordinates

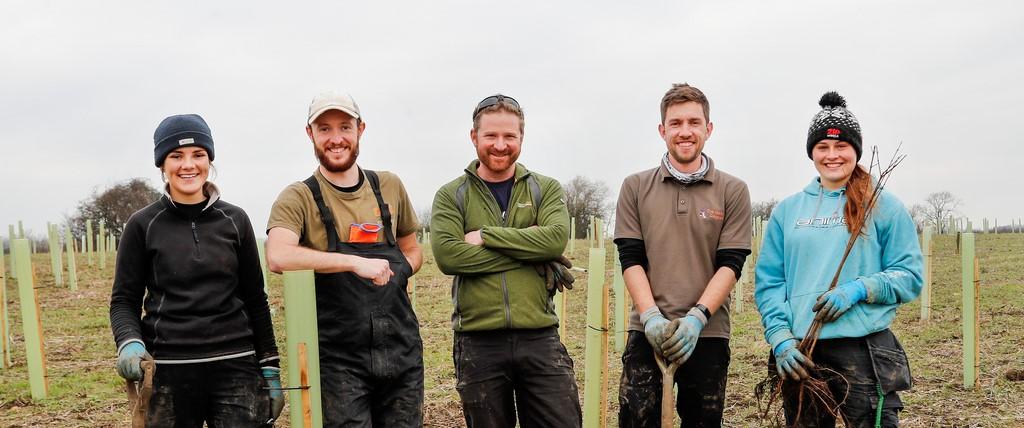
[153,114,215,167]
[806,91,862,160]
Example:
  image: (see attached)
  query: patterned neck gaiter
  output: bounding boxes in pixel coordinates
[663,152,710,184]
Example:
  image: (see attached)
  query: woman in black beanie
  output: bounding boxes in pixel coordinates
[754,92,922,427]
[109,114,285,426]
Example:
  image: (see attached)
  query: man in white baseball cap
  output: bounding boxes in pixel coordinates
[266,91,425,426]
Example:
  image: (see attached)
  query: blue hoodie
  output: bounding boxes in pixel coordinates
[754,178,923,351]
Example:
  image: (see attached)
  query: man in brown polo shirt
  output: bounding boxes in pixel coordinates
[615,83,751,427]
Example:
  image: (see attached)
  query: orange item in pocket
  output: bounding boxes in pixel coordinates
[348,222,382,243]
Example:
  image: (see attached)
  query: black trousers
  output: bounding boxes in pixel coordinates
[147,355,268,428]
[453,327,582,428]
[771,330,910,428]
[619,332,730,428]
[319,347,424,428]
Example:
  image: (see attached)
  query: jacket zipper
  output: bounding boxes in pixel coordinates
[190,221,202,257]
[469,173,519,329]
[499,188,513,329]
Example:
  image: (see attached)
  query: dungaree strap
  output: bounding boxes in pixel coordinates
[364,170,397,246]
[303,175,342,252]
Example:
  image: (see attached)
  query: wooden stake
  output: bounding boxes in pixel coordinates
[65,225,78,291]
[0,243,9,368]
[283,270,322,428]
[583,247,608,428]
[920,226,933,322]
[961,233,979,389]
[298,343,313,428]
[14,239,48,399]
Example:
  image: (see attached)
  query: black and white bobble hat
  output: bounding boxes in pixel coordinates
[806,91,862,160]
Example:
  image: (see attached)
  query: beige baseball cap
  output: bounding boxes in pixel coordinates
[307,91,361,125]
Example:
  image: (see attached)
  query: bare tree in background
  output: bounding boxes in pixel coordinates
[68,178,161,238]
[751,198,779,221]
[562,175,612,239]
[915,191,962,234]
[417,205,432,239]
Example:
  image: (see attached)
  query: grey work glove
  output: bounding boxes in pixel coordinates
[661,307,708,364]
[534,255,575,296]
[774,339,815,381]
[640,306,671,355]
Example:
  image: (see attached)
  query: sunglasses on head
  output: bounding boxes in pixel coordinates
[472,94,520,119]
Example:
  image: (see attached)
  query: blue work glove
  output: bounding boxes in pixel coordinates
[661,307,708,364]
[640,306,671,354]
[773,339,814,381]
[116,341,152,381]
[263,367,285,424]
[812,279,867,322]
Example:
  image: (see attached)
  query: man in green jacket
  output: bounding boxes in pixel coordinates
[431,94,582,427]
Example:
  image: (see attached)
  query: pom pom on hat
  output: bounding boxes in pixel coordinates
[806,91,862,160]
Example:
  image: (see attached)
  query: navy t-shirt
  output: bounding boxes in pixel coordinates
[484,177,515,215]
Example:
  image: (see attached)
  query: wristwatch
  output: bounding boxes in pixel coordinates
[694,303,711,320]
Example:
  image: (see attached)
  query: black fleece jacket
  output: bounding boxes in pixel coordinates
[109,193,278,365]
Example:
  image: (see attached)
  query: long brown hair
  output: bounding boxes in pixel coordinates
[844,164,872,234]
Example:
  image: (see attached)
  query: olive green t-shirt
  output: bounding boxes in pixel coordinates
[267,168,419,251]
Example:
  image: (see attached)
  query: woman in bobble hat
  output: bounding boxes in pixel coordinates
[753,92,923,426]
[109,114,285,426]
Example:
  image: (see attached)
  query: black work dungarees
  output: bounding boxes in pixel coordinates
[303,170,424,427]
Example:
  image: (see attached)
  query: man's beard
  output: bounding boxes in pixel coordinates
[315,144,359,173]
[477,147,520,176]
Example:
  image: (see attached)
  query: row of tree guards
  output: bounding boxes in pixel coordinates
[0,218,118,399]
[0,217,1002,418]
[943,216,1024,234]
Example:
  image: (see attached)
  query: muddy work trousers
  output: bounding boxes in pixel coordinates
[319,349,424,428]
[618,333,730,428]
[453,327,582,428]
[773,330,909,428]
[147,355,268,427]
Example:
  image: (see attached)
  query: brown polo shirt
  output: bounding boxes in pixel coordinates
[615,156,751,338]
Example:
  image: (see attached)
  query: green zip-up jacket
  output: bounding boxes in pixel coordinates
[431,161,569,332]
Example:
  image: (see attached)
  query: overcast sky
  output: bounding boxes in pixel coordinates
[2,1,1022,240]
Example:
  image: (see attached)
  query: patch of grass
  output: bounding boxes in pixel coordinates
[2,234,1023,426]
